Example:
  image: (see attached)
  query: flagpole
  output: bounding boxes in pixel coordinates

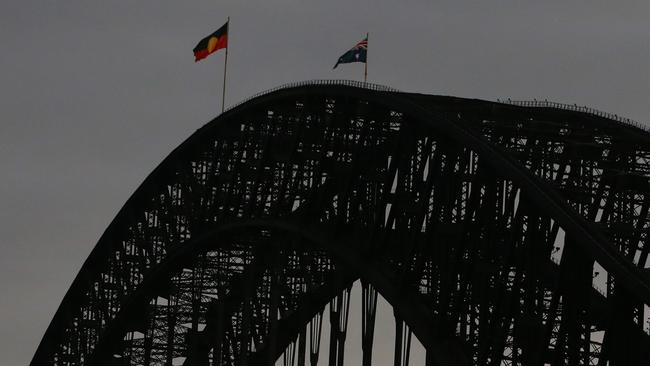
[364,32,368,83]
[221,16,230,113]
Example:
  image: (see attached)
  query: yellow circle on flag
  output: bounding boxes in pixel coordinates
[208,37,219,52]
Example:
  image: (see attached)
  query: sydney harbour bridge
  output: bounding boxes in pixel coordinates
[31,80,650,365]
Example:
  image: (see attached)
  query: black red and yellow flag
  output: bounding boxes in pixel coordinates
[193,22,229,62]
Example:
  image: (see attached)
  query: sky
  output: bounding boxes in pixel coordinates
[1,0,650,364]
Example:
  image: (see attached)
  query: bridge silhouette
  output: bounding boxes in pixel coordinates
[32,80,650,365]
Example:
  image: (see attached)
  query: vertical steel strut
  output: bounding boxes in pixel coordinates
[328,287,352,366]
[393,311,412,366]
[361,281,378,366]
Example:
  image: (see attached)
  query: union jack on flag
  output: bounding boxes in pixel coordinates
[333,37,368,69]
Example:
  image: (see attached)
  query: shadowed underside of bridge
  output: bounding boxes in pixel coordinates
[32,81,650,366]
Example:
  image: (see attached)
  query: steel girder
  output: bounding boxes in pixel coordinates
[31,82,650,366]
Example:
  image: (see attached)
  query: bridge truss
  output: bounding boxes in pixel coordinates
[32,81,650,365]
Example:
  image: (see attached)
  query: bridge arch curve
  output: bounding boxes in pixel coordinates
[33,81,650,365]
[87,219,471,365]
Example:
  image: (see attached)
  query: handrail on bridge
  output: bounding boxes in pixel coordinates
[224,79,400,113]
[498,98,649,132]
[222,79,649,133]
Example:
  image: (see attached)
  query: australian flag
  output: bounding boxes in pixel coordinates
[333,37,367,69]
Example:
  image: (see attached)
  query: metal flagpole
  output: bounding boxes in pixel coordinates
[221,16,230,113]
[364,32,368,83]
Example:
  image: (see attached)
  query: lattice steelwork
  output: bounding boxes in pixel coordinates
[32,81,650,366]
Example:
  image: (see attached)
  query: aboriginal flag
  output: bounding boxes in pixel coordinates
[193,22,229,62]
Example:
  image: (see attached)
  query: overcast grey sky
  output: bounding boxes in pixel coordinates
[2,1,650,364]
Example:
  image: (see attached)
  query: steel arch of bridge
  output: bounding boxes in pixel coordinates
[32,81,650,366]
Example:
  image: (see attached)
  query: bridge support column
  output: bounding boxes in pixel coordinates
[361,281,378,366]
[309,312,324,366]
[393,310,412,366]
[328,286,352,366]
